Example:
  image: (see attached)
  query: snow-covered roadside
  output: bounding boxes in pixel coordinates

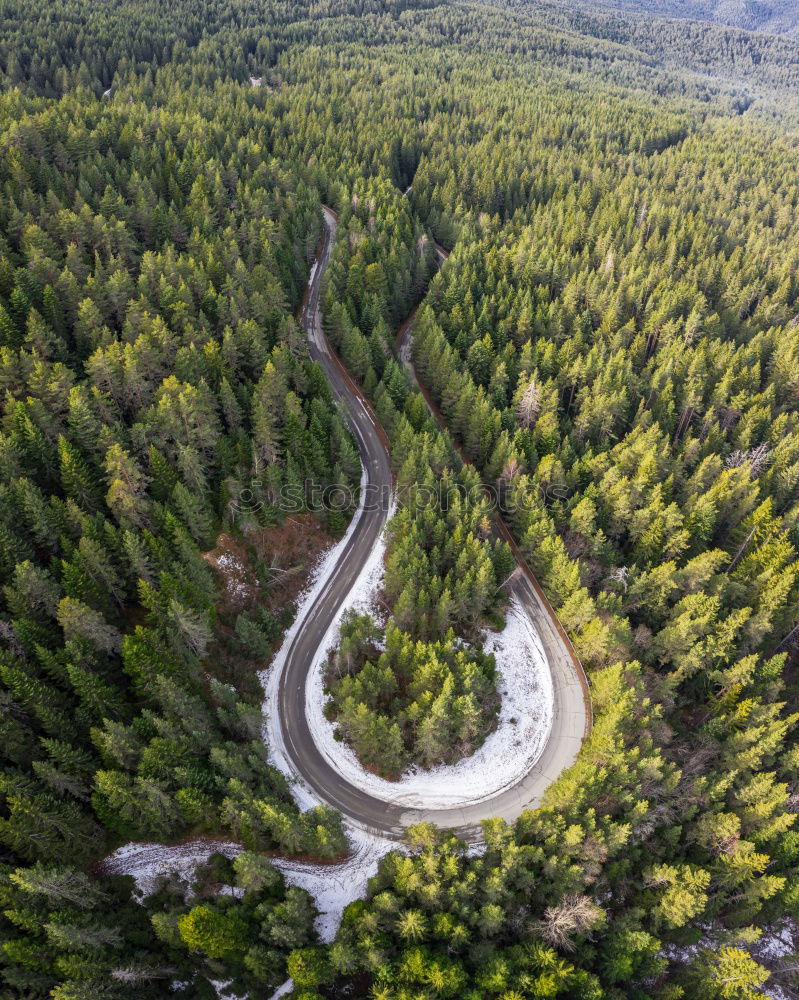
[252,475,404,938]
[306,257,320,296]
[259,438,553,812]
[259,462,379,811]
[308,592,554,810]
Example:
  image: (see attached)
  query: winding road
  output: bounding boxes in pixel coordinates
[273,207,591,842]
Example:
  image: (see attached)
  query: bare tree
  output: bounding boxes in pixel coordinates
[111,966,177,984]
[517,377,542,429]
[609,566,631,592]
[724,442,770,477]
[538,894,603,951]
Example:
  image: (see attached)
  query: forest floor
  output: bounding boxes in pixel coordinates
[203,514,336,697]
[205,514,335,618]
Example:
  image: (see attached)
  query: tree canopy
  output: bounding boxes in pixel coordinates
[2,0,799,996]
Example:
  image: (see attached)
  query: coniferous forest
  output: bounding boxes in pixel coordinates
[2,0,799,998]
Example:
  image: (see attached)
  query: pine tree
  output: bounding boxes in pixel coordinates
[56,597,121,653]
[104,443,150,526]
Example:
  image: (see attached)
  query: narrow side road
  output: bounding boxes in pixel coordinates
[271,207,590,841]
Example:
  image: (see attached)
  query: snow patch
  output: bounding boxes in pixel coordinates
[755,922,797,961]
[307,259,320,300]
[765,988,790,1000]
[102,839,241,897]
[269,980,294,1000]
[101,830,396,945]
[752,920,798,999]
[271,826,396,942]
[216,551,257,601]
[210,979,237,1000]
[204,546,258,605]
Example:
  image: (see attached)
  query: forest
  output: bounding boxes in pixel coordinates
[571,0,799,38]
[1,0,799,997]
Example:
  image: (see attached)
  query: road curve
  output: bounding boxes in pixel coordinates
[274,206,590,842]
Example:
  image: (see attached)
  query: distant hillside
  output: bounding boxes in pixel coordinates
[484,0,799,105]
[480,0,799,108]
[566,0,799,37]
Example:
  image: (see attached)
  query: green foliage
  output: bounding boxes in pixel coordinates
[177,905,248,959]
[326,614,498,774]
[1,0,799,998]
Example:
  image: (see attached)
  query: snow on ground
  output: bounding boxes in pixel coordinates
[102,839,241,897]
[271,827,396,941]
[268,980,294,1000]
[756,922,798,961]
[660,923,799,1000]
[308,593,553,810]
[752,921,799,999]
[765,986,791,1000]
[259,462,388,812]
[306,259,320,304]
[101,829,396,945]
[215,551,258,602]
[210,979,238,1000]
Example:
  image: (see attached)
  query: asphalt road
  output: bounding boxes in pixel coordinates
[276,207,590,841]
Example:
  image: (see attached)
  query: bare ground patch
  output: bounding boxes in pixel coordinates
[203,514,335,697]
